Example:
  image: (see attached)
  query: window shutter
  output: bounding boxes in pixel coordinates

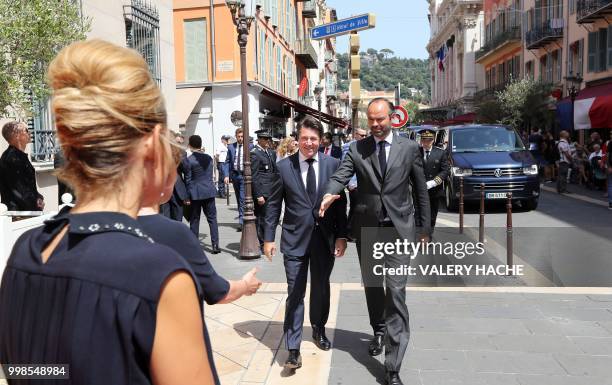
[556,49,562,82]
[184,19,208,81]
[578,38,584,75]
[607,26,612,69]
[587,31,597,73]
[598,28,607,72]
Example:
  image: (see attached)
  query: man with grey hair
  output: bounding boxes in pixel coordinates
[0,121,44,211]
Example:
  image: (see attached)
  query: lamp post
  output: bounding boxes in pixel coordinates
[564,71,583,143]
[226,0,260,259]
[314,84,323,125]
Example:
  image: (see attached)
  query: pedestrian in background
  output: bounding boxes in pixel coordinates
[160,131,188,221]
[277,136,298,162]
[557,130,573,194]
[215,134,230,198]
[225,127,252,232]
[418,128,449,237]
[0,39,216,385]
[0,121,44,211]
[185,135,221,254]
[319,131,342,159]
[250,129,282,251]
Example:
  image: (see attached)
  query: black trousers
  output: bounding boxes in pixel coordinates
[254,200,268,249]
[283,226,335,350]
[357,224,411,372]
[189,197,219,246]
[429,192,440,235]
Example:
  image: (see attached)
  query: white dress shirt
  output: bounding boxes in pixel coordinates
[373,131,393,163]
[298,151,319,190]
[216,143,228,163]
[234,144,244,171]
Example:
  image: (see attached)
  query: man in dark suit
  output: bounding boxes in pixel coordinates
[161,132,188,221]
[251,128,282,250]
[319,132,342,159]
[0,121,44,211]
[263,116,347,370]
[417,129,449,236]
[184,135,221,254]
[224,128,253,231]
[320,98,430,385]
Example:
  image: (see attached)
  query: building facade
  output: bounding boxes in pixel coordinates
[473,0,612,132]
[173,0,342,156]
[0,0,177,211]
[426,0,485,118]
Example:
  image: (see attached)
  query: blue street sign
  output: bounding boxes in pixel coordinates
[310,13,376,40]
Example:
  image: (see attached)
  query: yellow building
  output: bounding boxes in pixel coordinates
[173,0,344,154]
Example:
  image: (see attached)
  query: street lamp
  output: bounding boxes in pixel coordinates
[226,0,259,259]
[564,71,583,141]
[314,84,323,124]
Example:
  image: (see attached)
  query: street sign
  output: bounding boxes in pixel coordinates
[311,13,376,40]
[391,106,409,128]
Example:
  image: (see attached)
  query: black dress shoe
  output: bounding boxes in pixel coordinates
[210,245,221,254]
[236,225,243,232]
[312,326,331,351]
[368,334,384,356]
[385,371,403,385]
[284,349,302,369]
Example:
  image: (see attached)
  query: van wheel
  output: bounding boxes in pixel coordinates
[445,184,458,212]
[523,198,539,211]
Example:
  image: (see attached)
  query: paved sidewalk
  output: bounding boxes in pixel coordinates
[202,198,612,385]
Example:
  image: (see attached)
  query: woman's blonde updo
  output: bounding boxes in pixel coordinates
[48,39,168,193]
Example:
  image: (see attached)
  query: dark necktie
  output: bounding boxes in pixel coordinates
[305,158,317,206]
[377,141,388,221]
[378,140,387,176]
[425,150,430,161]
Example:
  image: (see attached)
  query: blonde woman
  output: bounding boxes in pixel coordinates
[0,40,216,385]
[276,136,298,162]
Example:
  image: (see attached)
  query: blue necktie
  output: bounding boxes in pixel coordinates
[306,158,316,206]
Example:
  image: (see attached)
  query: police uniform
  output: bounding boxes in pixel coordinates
[251,129,282,248]
[418,130,449,235]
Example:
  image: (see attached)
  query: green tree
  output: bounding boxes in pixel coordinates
[496,78,554,131]
[0,0,90,117]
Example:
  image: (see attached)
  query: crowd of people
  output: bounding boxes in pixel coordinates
[527,128,612,208]
[0,39,455,385]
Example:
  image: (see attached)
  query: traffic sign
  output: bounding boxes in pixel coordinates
[311,13,376,40]
[391,106,409,128]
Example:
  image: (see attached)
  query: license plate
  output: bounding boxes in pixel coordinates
[486,192,507,199]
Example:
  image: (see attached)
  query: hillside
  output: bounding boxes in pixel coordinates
[336,49,430,103]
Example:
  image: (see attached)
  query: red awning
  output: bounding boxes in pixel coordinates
[576,82,612,100]
[260,88,347,128]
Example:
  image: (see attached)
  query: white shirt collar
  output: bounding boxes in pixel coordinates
[373,131,393,145]
[299,150,319,163]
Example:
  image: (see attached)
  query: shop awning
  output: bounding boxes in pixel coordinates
[573,83,612,130]
[260,88,347,128]
[175,87,204,125]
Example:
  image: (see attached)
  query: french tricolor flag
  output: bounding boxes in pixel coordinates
[573,85,612,130]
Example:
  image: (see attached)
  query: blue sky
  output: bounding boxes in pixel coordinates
[324,0,430,59]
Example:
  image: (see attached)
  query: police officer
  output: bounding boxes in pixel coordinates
[251,128,282,249]
[418,129,449,236]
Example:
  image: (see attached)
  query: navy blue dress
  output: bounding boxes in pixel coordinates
[137,214,229,305]
[0,210,219,385]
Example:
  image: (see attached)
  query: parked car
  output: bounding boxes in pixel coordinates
[442,125,540,211]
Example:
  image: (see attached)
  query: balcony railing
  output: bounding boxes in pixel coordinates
[474,82,511,101]
[295,39,318,69]
[302,0,316,18]
[526,20,564,49]
[577,0,612,24]
[476,27,521,62]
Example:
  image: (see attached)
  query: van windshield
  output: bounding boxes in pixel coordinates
[451,127,526,153]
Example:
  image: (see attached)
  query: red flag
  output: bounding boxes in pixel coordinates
[298,76,308,97]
